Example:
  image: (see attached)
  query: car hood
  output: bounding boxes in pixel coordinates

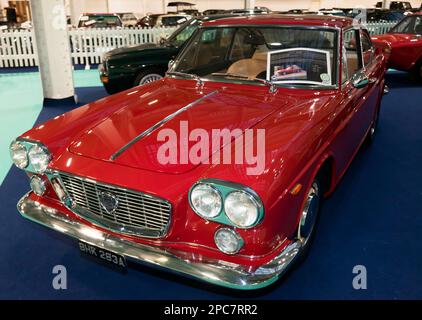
[104,43,164,57]
[371,33,422,46]
[68,79,293,174]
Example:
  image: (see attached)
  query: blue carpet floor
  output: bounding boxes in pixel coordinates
[0,71,421,299]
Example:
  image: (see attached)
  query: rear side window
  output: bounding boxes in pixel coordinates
[342,29,362,83]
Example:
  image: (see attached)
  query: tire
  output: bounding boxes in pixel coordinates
[103,83,121,95]
[364,102,380,147]
[296,178,322,259]
[413,60,422,82]
[134,68,164,87]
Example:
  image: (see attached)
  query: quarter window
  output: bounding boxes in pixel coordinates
[342,29,361,83]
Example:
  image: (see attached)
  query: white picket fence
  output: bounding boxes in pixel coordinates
[0,26,177,68]
[0,22,397,68]
[365,21,397,36]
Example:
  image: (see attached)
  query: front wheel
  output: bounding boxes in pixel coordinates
[297,179,322,252]
[134,69,164,86]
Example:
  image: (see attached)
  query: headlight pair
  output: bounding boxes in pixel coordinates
[189,179,264,229]
[9,140,51,173]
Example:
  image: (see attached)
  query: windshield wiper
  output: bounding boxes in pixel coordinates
[166,71,203,87]
[211,72,277,93]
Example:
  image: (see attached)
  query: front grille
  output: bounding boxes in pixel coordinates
[58,172,171,237]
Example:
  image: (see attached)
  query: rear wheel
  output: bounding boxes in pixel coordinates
[134,68,164,86]
[412,59,422,81]
[364,103,380,147]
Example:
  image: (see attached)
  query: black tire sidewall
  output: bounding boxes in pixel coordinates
[134,68,164,87]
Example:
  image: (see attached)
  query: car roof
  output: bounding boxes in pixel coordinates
[197,13,242,21]
[159,13,191,17]
[202,14,355,29]
[82,13,118,16]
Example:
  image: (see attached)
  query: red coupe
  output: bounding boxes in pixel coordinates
[12,15,387,290]
[372,12,422,80]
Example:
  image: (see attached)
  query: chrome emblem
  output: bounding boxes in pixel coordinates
[99,192,119,214]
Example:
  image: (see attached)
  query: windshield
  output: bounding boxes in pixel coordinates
[78,15,122,28]
[140,15,158,26]
[161,16,189,26]
[121,13,136,21]
[390,2,412,10]
[171,26,338,87]
[390,16,422,34]
[167,19,199,47]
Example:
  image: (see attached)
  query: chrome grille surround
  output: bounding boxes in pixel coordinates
[52,171,172,238]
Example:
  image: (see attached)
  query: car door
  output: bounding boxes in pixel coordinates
[331,28,380,175]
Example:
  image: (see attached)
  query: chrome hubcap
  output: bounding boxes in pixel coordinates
[139,73,162,85]
[370,110,379,138]
[298,182,320,245]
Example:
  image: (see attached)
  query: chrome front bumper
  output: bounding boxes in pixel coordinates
[17,192,302,290]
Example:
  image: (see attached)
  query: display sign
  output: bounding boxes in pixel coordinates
[266,48,333,86]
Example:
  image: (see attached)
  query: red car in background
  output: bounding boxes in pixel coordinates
[11,15,387,290]
[372,13,422,80]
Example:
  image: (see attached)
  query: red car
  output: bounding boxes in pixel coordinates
[371,12,422,80]
[272,65,307,80]
[11,15,387,290]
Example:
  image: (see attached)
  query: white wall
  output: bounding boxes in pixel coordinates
[0,0,8,10]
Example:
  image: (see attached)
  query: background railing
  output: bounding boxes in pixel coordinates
[365,21,397,36]
[0,21,397,68]
[0,26,177,68]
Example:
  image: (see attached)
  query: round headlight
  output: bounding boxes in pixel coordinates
[190,183,222,218]
[30,175,47,196]
[10,141,28,169]
[224,191,260,228]
[214,228,243,254]
[28,144,51,173]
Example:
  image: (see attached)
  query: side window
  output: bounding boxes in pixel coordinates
[201,29,217,42]
[360,30,374,67]
[229,29,255,60]
[414,17,422,34]
[342,29,361,83]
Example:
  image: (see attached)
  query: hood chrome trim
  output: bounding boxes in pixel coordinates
[110,90,218,161]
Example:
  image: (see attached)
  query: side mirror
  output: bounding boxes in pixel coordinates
[168,59,175,70]
[159,37,166,45]
[352,71,369,89]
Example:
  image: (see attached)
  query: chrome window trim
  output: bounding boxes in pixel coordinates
[341,26,365,90]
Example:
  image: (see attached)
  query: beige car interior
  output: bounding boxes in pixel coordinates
[346,51,359,77]
[226,45,335,81]
[227,45,268,79]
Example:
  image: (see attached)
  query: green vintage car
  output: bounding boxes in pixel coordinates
[99,14,236,94]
